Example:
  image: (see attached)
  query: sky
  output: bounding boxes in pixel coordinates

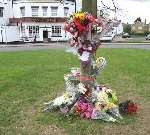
[76,0,150,24]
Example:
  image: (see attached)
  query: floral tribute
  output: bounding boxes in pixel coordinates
[44,12,137,122]
[64,11,110,47]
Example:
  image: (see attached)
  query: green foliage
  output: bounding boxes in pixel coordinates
[131,31,150,36]
[123,24,131,34]
[144,31,150,36]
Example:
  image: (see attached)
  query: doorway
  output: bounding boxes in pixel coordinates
[0,29,3,43]
[43,30,48,42]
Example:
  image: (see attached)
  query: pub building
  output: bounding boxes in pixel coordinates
[9,0,75,42]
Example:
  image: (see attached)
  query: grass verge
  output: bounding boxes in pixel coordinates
[0,48,150,135]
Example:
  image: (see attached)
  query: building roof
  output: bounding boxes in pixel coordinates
[27,0,75,1]
[13,0,74,2]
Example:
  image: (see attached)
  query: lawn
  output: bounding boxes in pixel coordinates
[0,48,150,135]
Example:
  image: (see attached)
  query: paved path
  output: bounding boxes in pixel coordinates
[101,44,150,50]
[0,42,150,52]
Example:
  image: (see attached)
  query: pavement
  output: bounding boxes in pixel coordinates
[0,42,150,52]
[112,35,150,43]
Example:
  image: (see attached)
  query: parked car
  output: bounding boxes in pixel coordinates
[145,34,150,40]
[99,33,115,42]
[100,35,114,42]
[122,33,131,38]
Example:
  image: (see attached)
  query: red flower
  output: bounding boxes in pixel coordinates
[74,20,86,33]
[126,102,138,114]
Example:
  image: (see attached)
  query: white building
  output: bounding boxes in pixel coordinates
[98,20,123,41]
[9,0,75,42]
[1,0,123,43]
[0,0,5,42]
[0,0,9,25]
[113,20,123,35]
[0,0,20,43]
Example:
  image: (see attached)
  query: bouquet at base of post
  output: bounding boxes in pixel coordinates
[44,67,138,122]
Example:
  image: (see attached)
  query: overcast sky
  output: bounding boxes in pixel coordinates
[76,0,150,24]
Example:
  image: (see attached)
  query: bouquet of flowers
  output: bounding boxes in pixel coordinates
[64,12,95,35]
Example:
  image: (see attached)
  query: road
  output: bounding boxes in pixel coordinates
[0,42,150,52]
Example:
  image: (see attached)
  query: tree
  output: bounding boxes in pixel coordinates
[134,17,142,23]
[123,24,131,34]
[144,31,150,36]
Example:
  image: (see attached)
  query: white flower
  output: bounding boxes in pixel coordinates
[78,83,87,94]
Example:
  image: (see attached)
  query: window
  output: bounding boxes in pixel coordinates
[20,7,25,17]
[52,26,61,37]
[42,7,48,16]
[0,7,4,17]
[31,6,39,17]
[21,26,25,36]
[132,26,135,30]
[64,7,69,16]
[29,26,39,37]
[51,7,58,16]
[138,26,142,30]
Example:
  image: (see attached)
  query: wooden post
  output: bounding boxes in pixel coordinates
[80,0,97,88]
[82,0,97,17]
[82,0,97,40]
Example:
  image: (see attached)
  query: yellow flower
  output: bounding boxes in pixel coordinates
[97,90,109,103]
[106,102,116,109]
[96,57,101,66]
[95,102,102,110]
[73,12,85,21]
[63,92,69,100]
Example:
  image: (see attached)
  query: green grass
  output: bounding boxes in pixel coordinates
[113,40,150,43]
[0,48,150,135]
[112,36,150,43]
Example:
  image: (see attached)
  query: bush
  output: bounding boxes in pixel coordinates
[123,24,131,34]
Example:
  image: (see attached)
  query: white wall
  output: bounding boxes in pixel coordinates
[114,23,123,35]
[0,0,19,43]
[0,2,5,25]
[0,27,4,42]
[0,26,20,42]
[5,0,14,19]
[5,26,20,42]
[13,1,75,18]
[0,0,13,25]
[20,22,71,42]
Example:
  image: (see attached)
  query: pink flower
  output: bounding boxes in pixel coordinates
[80,113,86,118]
[87,107,93,112]
[84,112,91,119]
[80,103,87,111]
